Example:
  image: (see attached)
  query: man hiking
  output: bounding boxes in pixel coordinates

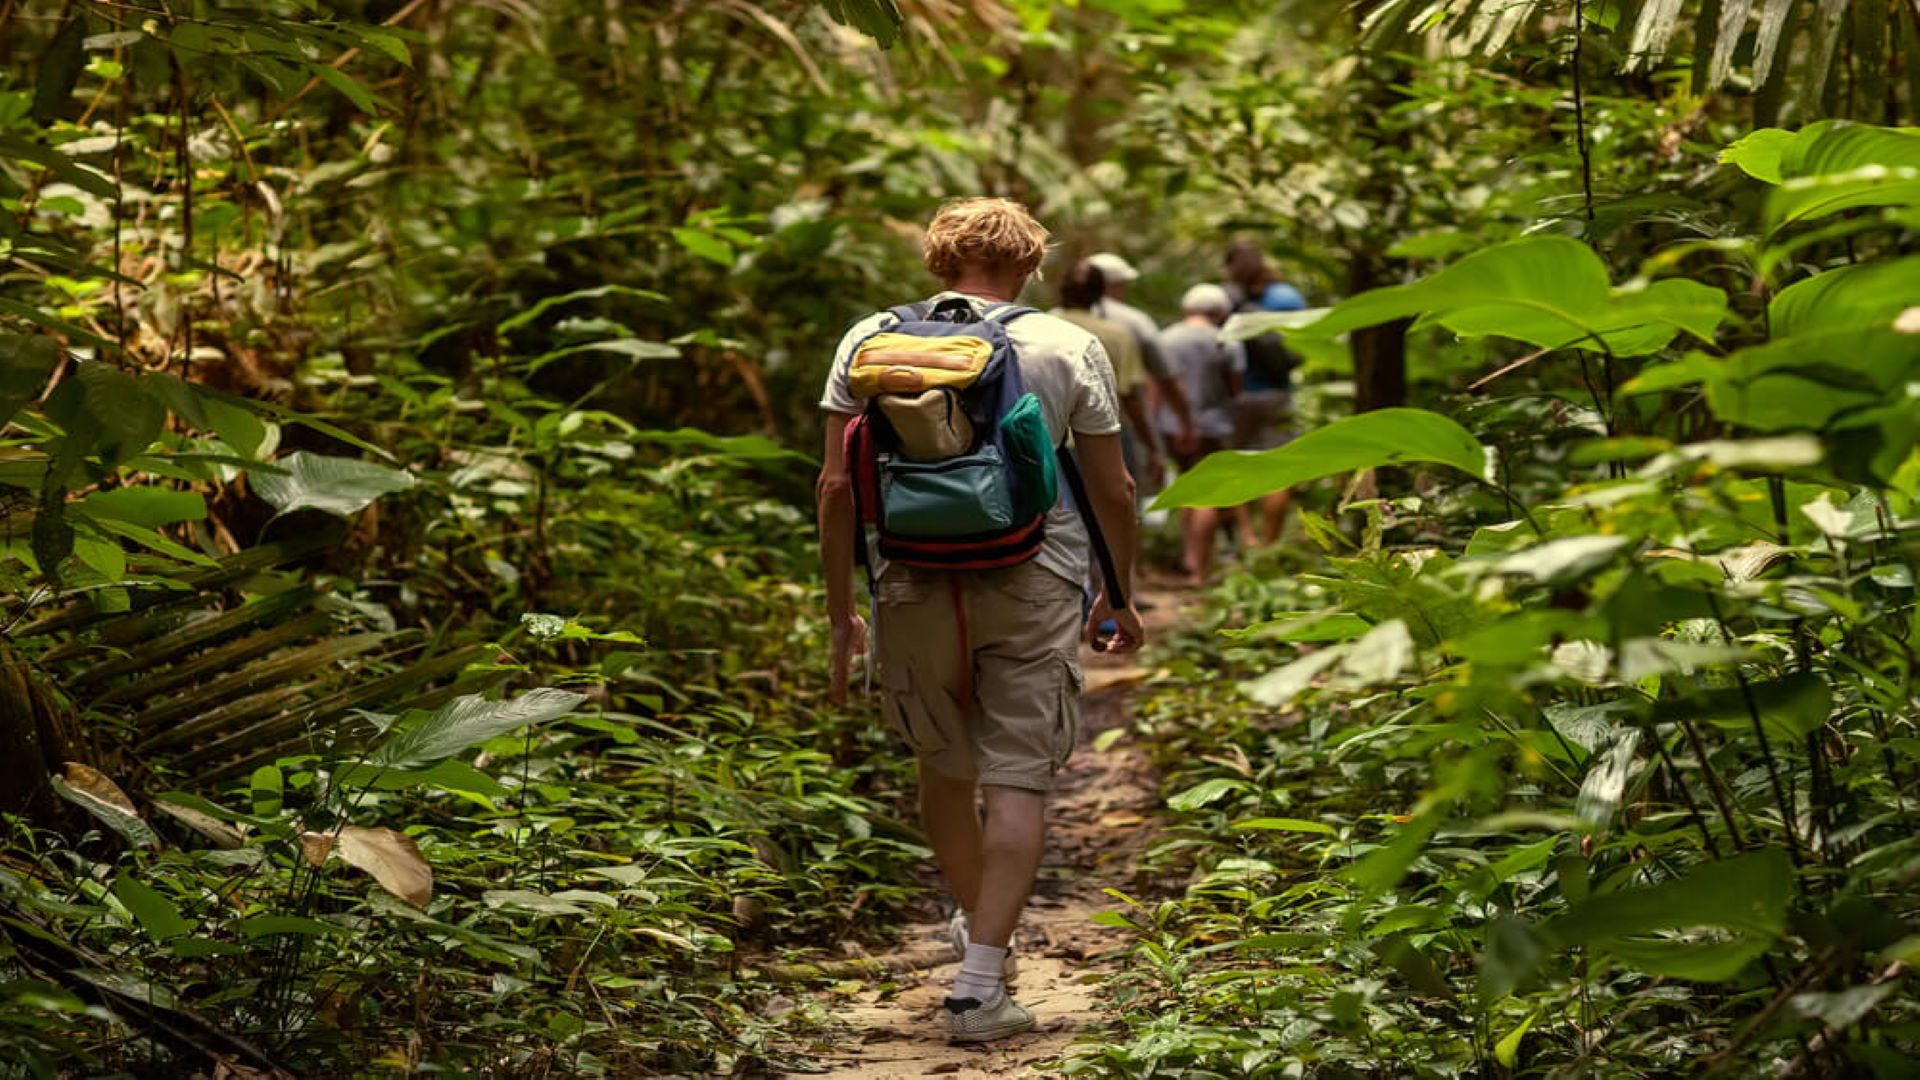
[1088,250,1198,474]
[1156,283,1240,586]
[1050,259,1157,489]
[815,197,1144,1042]
[1222,240,1301,546]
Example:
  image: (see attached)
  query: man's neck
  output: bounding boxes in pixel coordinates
[943,273,1023,303]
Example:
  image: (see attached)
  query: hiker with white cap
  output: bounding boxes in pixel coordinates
[1155,283,1242,585]
[1088,252,1196,472]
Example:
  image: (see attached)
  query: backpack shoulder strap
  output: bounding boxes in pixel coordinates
[984,303,1038,326]
[1055,445,1127,610]
[886,301,933,324]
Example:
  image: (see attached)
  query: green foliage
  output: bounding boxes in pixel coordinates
[1075,116,1920,1076]
[3,0,1919,1074]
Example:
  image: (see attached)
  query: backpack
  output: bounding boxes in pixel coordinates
[843,297,1125,603]
[1235,290,1302,392]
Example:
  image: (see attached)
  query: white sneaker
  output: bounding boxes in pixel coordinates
[943,993,1035,1043]
[946,910,1019,981]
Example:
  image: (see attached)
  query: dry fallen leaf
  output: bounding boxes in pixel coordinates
[299,831,335,868]
[52,762,158,847]
[62,763,137,814]
[153,798,247,849]
[302,826,433,908]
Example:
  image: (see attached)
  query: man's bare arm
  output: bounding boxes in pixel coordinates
[817,413,866,702]
[1076,431,1137,603]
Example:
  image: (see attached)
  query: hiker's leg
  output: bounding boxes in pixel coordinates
[964,563,1083,948]
[1232,502,1258,549]
[919,767,982,912]
[873,568,981,912]
[1260,489,1292,546]
[968,784,1046,948]
[1182,506,1218,584]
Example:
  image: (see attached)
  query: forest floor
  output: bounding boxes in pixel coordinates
[791,584,1196,1079]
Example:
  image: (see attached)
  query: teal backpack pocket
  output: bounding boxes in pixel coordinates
[1000,393,1057,520]
[880,444,1018,538]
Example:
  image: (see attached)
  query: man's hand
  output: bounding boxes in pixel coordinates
[829,613,868,705]
[1086,593,1145,654]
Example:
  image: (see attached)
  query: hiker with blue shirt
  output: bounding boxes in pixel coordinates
[815,197,1143,1043]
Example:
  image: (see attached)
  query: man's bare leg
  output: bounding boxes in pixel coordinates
[919,768,983,912]
[967,785,1046,949]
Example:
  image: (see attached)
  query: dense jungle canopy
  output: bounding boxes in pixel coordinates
[2,0,1919,1075]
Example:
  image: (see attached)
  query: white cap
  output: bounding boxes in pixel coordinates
[1180,283,1232,315]
[1087,252,1139,284]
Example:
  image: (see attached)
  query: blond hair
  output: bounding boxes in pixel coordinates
[922,197,1051,283]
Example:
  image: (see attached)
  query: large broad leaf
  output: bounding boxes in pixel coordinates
[1703,329,1919,433]
[1607,935,1776,981]
[1721,127,1798,183]
[1658,671,1833,743]
[49,763,156,847]
[1769,257,1920,338]
[1254,237,1725,357]
[31,18,85,123]
[369,688,586,767]
[303,826,433,909]
[1154,408,1488,510]
[112,872,190,942]
[77,487,207,529]
[1548,848,1793,946]
[0,332,61,427]
[1729,122,1920,230]
[251,451,416,517]
[43,362,165,483]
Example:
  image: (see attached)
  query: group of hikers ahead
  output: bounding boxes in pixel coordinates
[1052,238,1305,589]
[815,197,1301,1043]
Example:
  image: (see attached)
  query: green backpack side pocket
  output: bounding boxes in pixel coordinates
[1000,392,1057,521]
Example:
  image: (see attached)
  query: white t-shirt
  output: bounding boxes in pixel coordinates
[1094,297,1159,345]
[820,291,1122,587]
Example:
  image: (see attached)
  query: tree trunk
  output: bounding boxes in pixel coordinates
[0,649,77,820]
[1348,4,1411,414]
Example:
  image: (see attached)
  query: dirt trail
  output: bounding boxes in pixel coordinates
[794,589,1190,1079]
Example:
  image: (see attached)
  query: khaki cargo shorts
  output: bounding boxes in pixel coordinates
[872,561,1084,792]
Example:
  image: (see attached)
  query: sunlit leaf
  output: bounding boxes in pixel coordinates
[1155,408,1488,510]
[251,451,416,517]
[369,688,586,767]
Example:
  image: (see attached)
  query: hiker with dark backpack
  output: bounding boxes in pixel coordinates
[815,197,1143,1042]
[1223,239,1303,547]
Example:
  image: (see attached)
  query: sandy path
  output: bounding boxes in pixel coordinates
[792,630,1172,1080]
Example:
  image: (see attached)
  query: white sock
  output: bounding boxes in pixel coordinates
[950,942,1007,1004]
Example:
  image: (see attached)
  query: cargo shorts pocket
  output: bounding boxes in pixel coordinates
[881,661,955,756]
[1050,648,1084,771]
